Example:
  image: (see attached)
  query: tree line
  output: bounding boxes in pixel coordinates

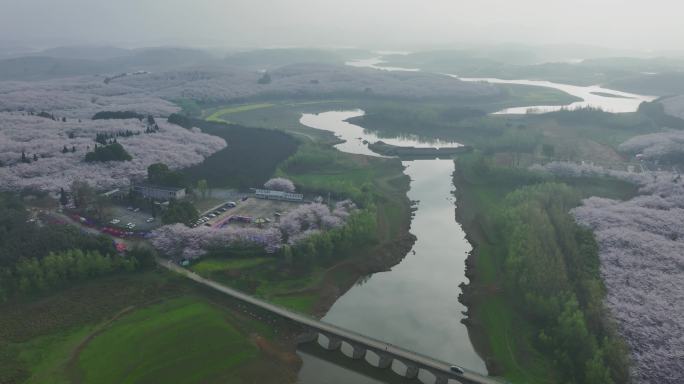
[499,182,629,384]
[456,154,630,384]
[85,142,132,162]
[0,193,155,302]
[280,208,377,273]
[1,250,136,298]
[92,111,145,120]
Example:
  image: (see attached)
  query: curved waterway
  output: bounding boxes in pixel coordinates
[345,56,656,114]
[296,110,486,383]
[454,76,657,114]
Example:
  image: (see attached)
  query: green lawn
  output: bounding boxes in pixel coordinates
[18,327,93,384]
[77,297,258,384]
[191,257,272,274]
[191,255,326,314]
[269,293,319,314]
[0,272,292,384]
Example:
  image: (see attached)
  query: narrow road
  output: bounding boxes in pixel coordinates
[159,259,505,384]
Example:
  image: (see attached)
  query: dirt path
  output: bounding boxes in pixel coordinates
[63,305,137,384]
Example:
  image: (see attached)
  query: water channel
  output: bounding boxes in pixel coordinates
[296,110,485,383]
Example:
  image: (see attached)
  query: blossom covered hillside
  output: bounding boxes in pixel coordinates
[0,113,226,191]
[536,161,684,384]
[111,63,500,104]
[619,130,684,161]
[0,76,179,118]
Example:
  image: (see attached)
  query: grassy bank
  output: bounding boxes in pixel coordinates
[453,153,635,384]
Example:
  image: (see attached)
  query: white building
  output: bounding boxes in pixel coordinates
[254,188,303,202]
[132,183,186,201]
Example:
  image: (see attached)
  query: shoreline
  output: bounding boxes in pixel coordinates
[308,171,417,319]
[451,162,503,376]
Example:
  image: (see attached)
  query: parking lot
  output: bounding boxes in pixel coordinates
[108,205,160,231]
[195,197,304,229]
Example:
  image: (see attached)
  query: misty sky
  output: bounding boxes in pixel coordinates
[1,0,682,51]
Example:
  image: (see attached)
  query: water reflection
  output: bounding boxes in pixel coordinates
[299,110,461,158]
[297,111,486,383]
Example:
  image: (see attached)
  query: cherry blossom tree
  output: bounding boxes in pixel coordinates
[150,201,357,258]
[533,160,684,384]
[263,177,296,192]
[0,113,226,192]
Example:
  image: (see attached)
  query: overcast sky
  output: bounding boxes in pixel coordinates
[0,0,682,51]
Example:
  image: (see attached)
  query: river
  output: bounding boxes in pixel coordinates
[296,111,486,383]
[454,76,657,114]
[346,56,656,114]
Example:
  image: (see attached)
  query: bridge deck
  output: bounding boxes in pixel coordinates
[160,260,504,384]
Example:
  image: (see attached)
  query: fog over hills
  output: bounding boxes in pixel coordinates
[2,0,684,51]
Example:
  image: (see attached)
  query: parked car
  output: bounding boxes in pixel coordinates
[133,208,140,212]
[227,201,237,207]
[110,218,121,224]
[127,206,134,211]
[241,196,248,201]
[146,217,155,223]
[126,222,136,229]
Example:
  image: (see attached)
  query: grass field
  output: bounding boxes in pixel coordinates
[496,83,581,107]
[76,297,258,384]
[192,257,272,274]
[206,100,352,144]
[0,271,298,384]
[191,256,326,314]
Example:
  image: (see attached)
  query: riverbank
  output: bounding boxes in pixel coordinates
[186,139,416,320]
[452,159,518,378]
[367,140,472,158]
[452,154,636,384]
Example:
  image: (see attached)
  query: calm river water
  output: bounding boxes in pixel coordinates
[454,76,657,114]
[296,111,486,383]
[346,56,656,114]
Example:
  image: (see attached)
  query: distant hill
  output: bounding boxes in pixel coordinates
[607,72,684,96]
[0,56,110,80]
[0,47,221,81]
[31,45,133,61]
[223,48,365,69]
